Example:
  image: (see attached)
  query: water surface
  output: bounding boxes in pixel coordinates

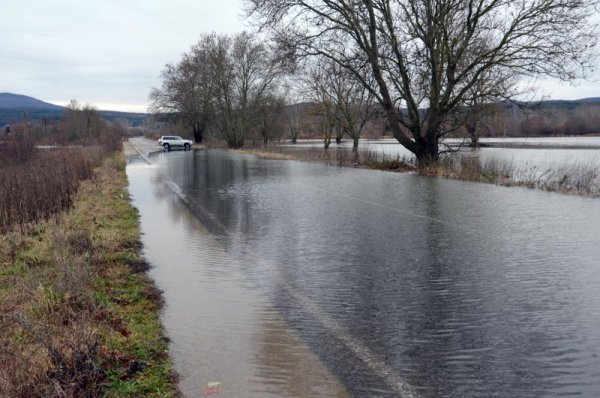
[128,145,600,397]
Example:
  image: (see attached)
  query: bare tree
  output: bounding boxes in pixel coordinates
[82,104,103,144]
[205,32,284,148]
[330,63,375,153]
[452,68,514,147]
[284,102,306,143]
[247,0,599,164]
[63,100,84,142]
[302,59,375,152]
[255,93,287,144]
[149,37,215,143]
[302,64,339,149]
[62,100,103,144]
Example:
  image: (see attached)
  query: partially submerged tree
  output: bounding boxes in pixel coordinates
[255,93,286,144]
[302,64,339,149]
[454,68,515,147]
[284,101,306,144]
[247,0,599,164]
[329,63,375,153]
[303,58,375,152]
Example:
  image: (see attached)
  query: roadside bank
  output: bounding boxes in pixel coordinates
[0,149,178,397]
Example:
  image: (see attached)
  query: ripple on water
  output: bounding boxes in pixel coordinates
[129,147,600,397]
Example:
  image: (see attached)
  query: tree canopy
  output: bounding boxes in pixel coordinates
[247,0,599,162]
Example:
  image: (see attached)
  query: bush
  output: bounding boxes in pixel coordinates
[0,147,105,233]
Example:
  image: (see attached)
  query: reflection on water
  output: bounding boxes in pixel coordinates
[129,148,600,397]
[127,156,349,398]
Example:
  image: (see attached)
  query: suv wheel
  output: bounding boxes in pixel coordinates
[184,143,191,150]
[163,143,170,151]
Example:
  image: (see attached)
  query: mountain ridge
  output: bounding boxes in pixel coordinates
[0,93,64,111]
[0,93,147,126]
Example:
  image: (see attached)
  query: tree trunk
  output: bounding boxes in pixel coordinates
[193,125,204,144]
[352,137,359,152]
[335,126,343,144]
[227,135,244,149]
[414,137,440,166]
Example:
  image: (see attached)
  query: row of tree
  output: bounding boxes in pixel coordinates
[150,0,599,164]
[149,32,285,148]
[149,32,388,152]
[2,100,127,151]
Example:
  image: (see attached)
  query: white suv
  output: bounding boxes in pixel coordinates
[158,136,193,151]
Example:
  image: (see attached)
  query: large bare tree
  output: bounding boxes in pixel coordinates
[150,32,283,148]
[284,101,307,143]
[149,36,215,144]
[329,62,375,153]
[304,58,375,152]
[302,64,340,148]
[205,32,284,148]
[247,0,599,163]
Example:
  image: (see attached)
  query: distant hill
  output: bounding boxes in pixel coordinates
[522,97,600,110]
[0,93,63,110]
[0,93,147,127]
[572,97,600,103]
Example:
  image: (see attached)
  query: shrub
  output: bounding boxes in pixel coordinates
[0,147,105,233]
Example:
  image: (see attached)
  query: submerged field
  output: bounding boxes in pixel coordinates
[246,137,600,197]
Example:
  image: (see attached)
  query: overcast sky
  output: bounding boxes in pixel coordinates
[1,0,247,112]
[1,0,599,112]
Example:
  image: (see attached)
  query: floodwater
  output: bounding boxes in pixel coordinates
[127,141,600,397]
[282,137,600,173]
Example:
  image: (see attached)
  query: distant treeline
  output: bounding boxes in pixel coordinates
[0,108,148,128]
[501,102,600,137]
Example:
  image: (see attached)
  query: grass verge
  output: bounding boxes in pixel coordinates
[0,150,178,397]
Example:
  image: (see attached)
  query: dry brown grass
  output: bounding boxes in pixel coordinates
[0,139,108,233]
[422,156,600,196]
[0,151,178,397]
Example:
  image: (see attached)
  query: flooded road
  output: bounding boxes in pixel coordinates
[127,139,600,397]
